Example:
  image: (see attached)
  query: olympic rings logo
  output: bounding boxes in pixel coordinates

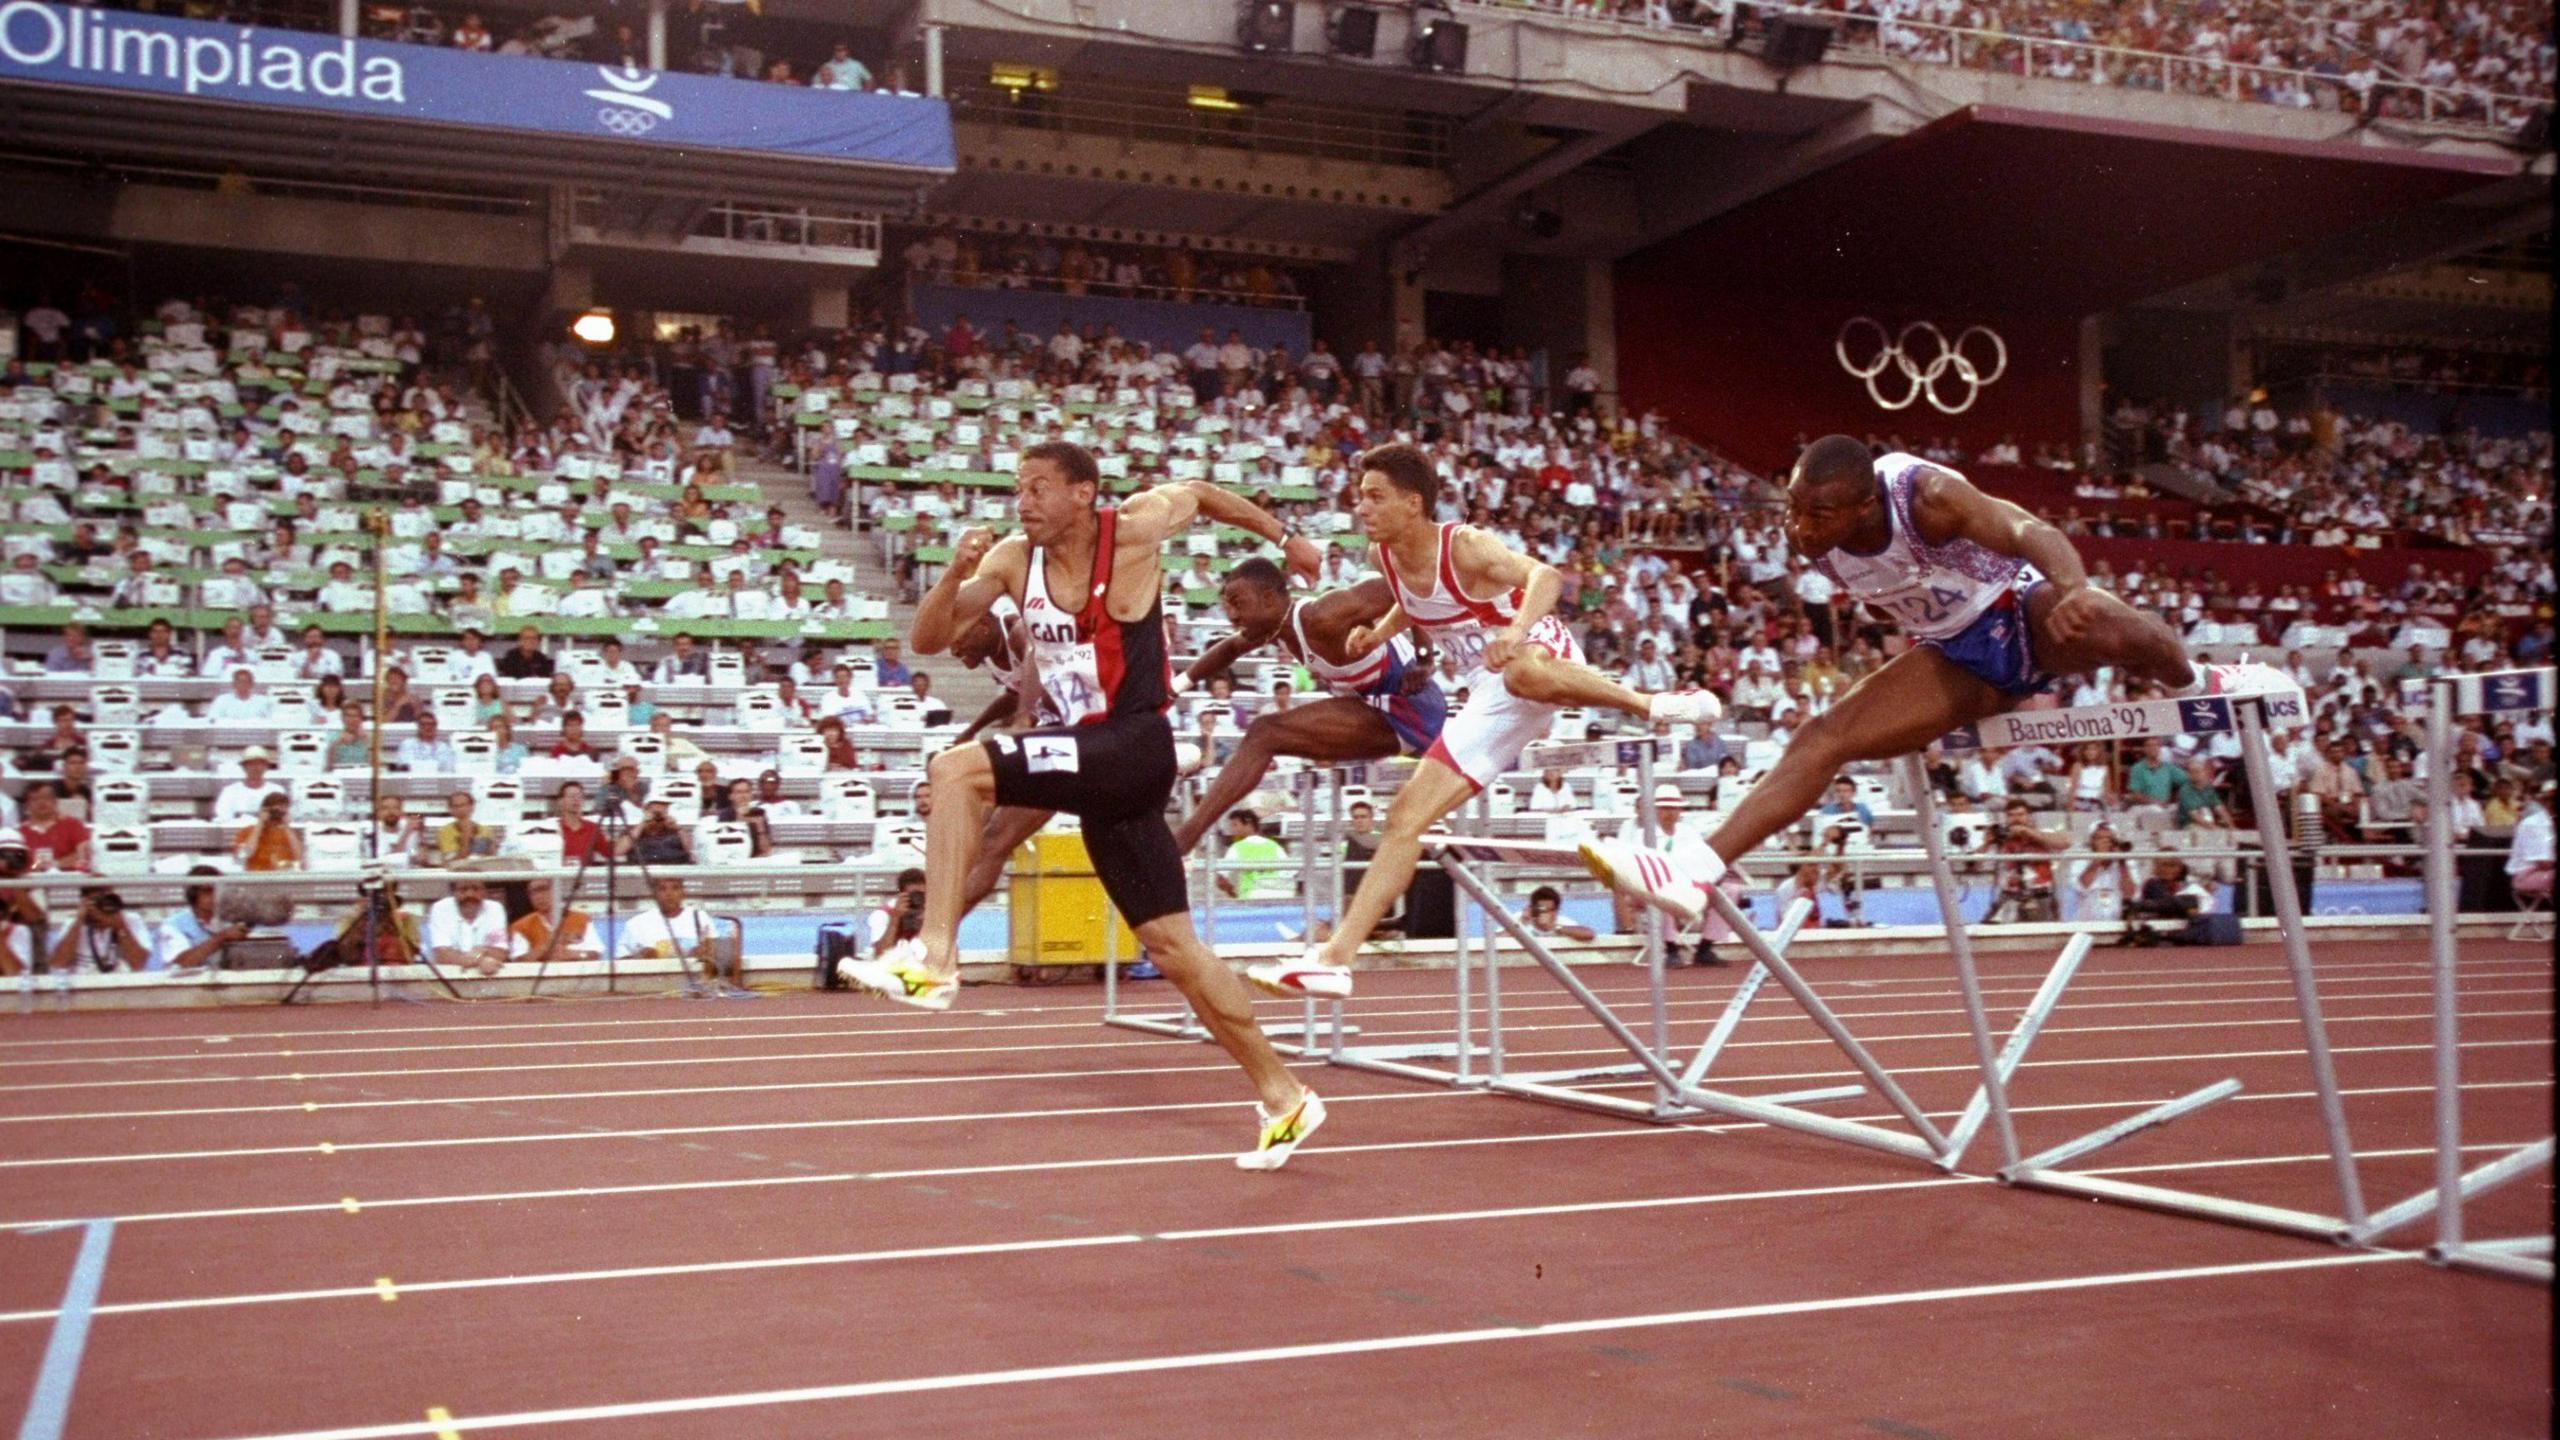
[1835,318,2008,415]
[597,106,661,135]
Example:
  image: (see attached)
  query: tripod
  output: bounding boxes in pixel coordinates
[279,874,463,1006]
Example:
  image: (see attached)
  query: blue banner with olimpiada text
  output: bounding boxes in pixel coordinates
[0,0,953,170]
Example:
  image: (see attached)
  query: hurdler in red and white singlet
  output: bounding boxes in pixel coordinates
[1377,520,1582,788]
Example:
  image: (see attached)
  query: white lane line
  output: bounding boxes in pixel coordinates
[200,1252,2418,1440]
[1,1077,2545,1235]
[0,1036,2547,1173]
[5,966,2544,1075]
[3,987,2545,1104]
[16,1139,2533,1326]
[1,957,2542,1066]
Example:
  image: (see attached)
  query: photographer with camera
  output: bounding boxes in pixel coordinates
[233,791,306,872]
[867,868,927,958]
[0,828,43,975]
[156,869,251,970]
[1982,798,2067,923]
[47,885,153,973]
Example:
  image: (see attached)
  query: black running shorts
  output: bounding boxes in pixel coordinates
[983,710,1188,928]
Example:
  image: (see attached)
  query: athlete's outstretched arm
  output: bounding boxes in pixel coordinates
[953,691,1017,745]
[1909,467,2185,675]
[911,531,1026,656]
[1183,630,1265,688]
[1119,481,1323,583]
[1341,602,1409,660]
[1448,527,1564,671]
[1907,467,2089,588]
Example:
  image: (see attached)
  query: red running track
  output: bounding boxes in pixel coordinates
[0,938,2547,1439]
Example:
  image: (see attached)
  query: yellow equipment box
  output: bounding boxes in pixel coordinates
[1007,829,1140,966]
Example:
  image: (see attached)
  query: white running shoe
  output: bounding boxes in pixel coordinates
[1236,1090,1327,1171]
[838,939,959,1012]
[1577,839,1714,927]
[1245,950,1356,999]
[2185,661,2295,699]
[1648,688,1725,727]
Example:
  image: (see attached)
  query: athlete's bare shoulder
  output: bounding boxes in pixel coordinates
[1904,462,1991,546]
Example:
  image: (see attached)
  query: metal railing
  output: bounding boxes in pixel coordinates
[1460,0,2549,130]
[947,74,1450,170]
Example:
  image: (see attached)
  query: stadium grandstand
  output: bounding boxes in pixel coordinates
[0,0,2550,1432]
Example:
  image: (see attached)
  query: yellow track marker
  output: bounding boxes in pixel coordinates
[303,1101,320,1113]
[340,1197,361,1214]
[318,1142,337,1155]
[375,1277,398,1302]
[426,1406,461,1439]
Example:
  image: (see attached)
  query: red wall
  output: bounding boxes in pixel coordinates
[1613,289,2083,477]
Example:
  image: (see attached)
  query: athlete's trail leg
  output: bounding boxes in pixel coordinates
[1312,757,1478,965]
[1707,646,2006,866]
[1171,700,1399,854]
[917,742,995,976]
[2026,584,2194,688]
[1136,909,1304,1110]
[960,805,1054,913]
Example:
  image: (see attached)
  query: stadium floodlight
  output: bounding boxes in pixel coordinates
[571,310,616,345]
[1236,0,1296,54]
[1409,13,1468,72]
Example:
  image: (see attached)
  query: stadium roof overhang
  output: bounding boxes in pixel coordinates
[0,79,949,210]
[1619,106,2534,314]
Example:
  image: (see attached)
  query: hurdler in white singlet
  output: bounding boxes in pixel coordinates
[1812,453,2042,641]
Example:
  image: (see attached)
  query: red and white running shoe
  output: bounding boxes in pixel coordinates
[1576,839,1716,928]
[1245,950,1356,999]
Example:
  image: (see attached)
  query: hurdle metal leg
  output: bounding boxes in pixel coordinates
[2233,701,2368,1229]
[1904,753,2025,1171]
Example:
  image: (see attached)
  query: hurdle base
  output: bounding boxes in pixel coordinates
[2011,1170,2349,1244]
[2351,1138,2556,1244]
[2002,1080,2244,1178]
[2431,1243,2555,1285]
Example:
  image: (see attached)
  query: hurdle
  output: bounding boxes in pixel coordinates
[1380,735,1948,1159]
[2345,667,2556,1283]
[1915,682,2386,1242]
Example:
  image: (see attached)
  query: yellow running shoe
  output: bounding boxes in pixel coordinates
[1236,1090,1327,1172]
[839,940,959,1012]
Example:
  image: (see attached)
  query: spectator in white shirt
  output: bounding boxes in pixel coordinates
[2508,787,2554,904]
[200,617,257,681]
[425,877,519,977]
[449,628,500,685]
[618,875,720,976]
[1626,638,1676,693]
[1524,768,1578,814]
[213,748,288,826]
[294,625,345,681]
[397,713,457,772]
[592,639,645,689]
[207,668,278,724]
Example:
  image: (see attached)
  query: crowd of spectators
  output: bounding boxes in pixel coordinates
[897,230,1313,310]
[2258,340,2550,399]
[1497,0,2552,122]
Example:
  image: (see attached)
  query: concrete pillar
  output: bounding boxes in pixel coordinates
[542,262,595,327]
[1581,259,1616,419]
[1390,247,1426,358]
[647,0,668,71]
[2078,314,2106,443]
[807,280,851,332]
[339,0,358,38]
[924,23,945,98]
